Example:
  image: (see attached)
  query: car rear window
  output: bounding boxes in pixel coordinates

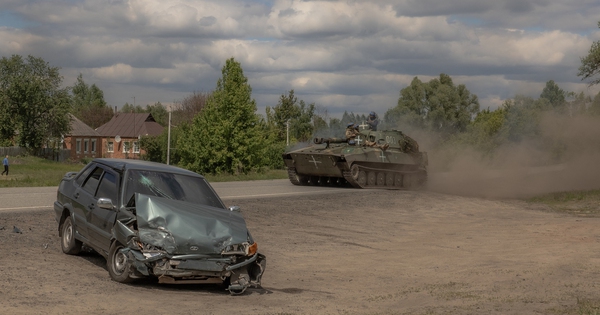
[125,170,224,209]
[96,172,118,201]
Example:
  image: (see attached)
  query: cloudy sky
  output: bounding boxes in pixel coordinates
[1,0,599,119]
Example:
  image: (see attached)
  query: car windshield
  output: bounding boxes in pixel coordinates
[125,169,224,209]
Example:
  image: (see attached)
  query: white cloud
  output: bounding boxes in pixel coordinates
[0,0,598,118]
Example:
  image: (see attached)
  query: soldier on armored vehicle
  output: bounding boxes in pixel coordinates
[345,123,359,145]
[283,116,427,190]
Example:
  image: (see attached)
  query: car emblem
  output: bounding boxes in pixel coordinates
[190,246,199,251]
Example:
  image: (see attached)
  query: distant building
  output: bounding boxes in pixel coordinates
[96,113,164,159]
[63,114,102,160]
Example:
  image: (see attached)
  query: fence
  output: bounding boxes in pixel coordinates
[0,147,71,162]
[37,148,71,162]
[0,147,27,157]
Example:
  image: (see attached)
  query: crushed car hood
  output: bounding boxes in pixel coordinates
[134,193,250,255]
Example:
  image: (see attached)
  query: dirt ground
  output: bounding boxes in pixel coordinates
[1,188,600,315]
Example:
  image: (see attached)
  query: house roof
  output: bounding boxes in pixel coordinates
[68,114,101,137]
[96,113,164,138]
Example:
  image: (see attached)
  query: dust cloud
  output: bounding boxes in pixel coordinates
[419,113,600,199]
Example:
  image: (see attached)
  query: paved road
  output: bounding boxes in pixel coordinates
[0,179,361,212]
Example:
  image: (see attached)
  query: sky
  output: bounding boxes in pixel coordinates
[1,0,599,119]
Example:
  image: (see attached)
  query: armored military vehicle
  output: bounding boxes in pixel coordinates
[282,125,427,189]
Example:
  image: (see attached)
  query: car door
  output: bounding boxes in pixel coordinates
[88,170,119,253]
[69,164,99,243]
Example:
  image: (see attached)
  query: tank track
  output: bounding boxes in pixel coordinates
[342,164,427,190]
[287,166,426,190]
[287,168,351,187]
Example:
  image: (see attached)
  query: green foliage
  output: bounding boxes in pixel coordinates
[69,74,113,129]
[120,102,168,126]
[145,102,168,126]
[540,80,566,110]
[500,95,546,142]
[578,21,600,86]
[265,89,317,143]
[0,54,71,149]
[385,74,479,135]
[341,111,367,126]
[139,133,166,163]
[588,91,600,115]
[120,102,145,113]
[450,107,508,154]
[71,74,107,109]
[177,58,270,175]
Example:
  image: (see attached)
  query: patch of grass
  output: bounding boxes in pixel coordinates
[576,298,600,315]
[551,297,600,315]
[203,169,288,182]
[0,155,288,187]
[528,190,600,217]
[0,155,84,187]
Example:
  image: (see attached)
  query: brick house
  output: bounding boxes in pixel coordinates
[95,113,164,159]
[63,114,102,160]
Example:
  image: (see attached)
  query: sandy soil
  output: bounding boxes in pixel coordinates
[1,189,600,315]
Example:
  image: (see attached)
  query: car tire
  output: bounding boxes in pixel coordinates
[61,216,82,255]
[107,241,134,283]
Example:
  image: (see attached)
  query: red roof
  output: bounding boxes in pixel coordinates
[96,113,164,138]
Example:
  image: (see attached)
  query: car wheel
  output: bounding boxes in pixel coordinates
[107,241,134,283]
[61,216,82,255]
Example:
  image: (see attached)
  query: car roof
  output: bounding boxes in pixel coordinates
[92,158,204,178]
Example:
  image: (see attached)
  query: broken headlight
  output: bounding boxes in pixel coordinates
[221,242,257,256]
[136,240,166,258]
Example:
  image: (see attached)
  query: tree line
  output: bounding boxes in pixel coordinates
[1,20,600,174]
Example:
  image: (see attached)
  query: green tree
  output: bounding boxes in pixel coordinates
[144,102,168,126]
[578,21,600,86]
[539,80,566,110]
[120,102,145,113]
[385,74,479,134]
[70,74,113,128]
[0,55,71,149]
[565,91,591,116]
[266,89,317,143]
[177,58,266,174]
[588,91,600,115]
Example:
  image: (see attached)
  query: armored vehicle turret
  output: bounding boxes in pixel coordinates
[282,126,427,189]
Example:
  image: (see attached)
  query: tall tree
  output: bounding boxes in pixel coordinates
[177,58,266,174]
[171,91,210,126]
[539,80,566,110]
[70,74,113,128]
[578,21,600,86]
[266,89,317,143]
[145,102,168,126]
[385,74,479,134]
[0,55,71,149]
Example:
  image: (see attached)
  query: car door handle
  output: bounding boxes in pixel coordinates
[74,192,79,199]
[88,203,94,210]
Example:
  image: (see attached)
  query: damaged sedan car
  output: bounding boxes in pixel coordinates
[54,158,265,294]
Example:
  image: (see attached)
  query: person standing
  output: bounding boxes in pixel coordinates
[367,111,379,131]
[1,155,8,176]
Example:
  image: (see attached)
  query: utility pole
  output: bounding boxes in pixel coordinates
[167,111,171,165]
[132,96,136,158]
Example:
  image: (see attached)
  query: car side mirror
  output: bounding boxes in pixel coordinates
[228,206,241,212]
[97,198,115,210]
